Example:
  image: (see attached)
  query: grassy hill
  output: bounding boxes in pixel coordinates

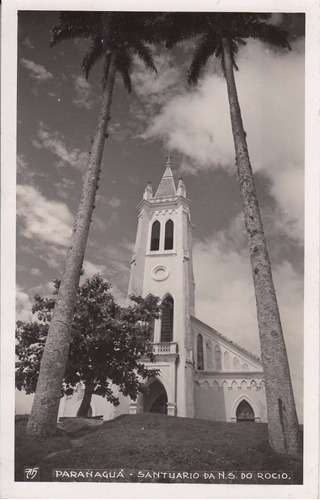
[15,413,303,484]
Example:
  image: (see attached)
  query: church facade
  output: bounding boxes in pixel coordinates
[58,160,268,424]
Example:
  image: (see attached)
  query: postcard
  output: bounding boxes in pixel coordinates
[1,0,319,498]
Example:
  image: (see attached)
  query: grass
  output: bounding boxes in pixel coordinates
[15,413,303,483]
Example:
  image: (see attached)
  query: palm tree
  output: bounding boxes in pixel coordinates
[164,13,301,454]
[27,11,157,437]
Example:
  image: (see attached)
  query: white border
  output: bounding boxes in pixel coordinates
[1,0,319,498]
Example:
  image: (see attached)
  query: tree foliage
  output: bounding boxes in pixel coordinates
[51,12,159,91]
[16,275,160,414]
[161,13,290,82]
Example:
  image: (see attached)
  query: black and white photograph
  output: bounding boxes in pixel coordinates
[1,0,319,498]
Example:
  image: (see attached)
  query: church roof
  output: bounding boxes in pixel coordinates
[154,162,177,199]
[191,315,261,364]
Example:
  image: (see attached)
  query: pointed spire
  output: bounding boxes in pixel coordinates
[154,154,177,198]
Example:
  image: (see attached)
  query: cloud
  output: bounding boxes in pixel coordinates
[16,285,35,322]
[83,239,135,305]
[82,259,127,306]
[20,58,53,81]
[31,268,42,276]
[95,194,122,210]
[16,281,57,323]
[105,196,121,208]
[265,163,304,243]
[142,74,233,170]
[17,154,35,183]
[82,260,108,278]
[132,51,184,105]
[39,245,68,269]
[193,217,303,421]
[21,36,35,49]
[47,91,62,101]
[127,50,190,137]
[108,197,121,208]
[54,177,77,199]
[72,75,97,110]
[141,38,304,245]
[107,122,130,142]
[17,184,73,246]
[33,122,88,170]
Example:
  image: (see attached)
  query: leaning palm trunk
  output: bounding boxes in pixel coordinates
[27,53,117,438]
[222,38,300,454]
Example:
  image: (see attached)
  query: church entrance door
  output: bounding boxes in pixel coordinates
[236,400,255,422]
[150,393,167,414]
[143,379,168,415]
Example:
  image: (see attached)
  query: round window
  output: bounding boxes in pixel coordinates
[151,265,169,281]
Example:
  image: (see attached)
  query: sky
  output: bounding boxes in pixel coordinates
[15,11,305,420]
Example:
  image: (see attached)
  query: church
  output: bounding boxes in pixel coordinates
[58,158,268,424]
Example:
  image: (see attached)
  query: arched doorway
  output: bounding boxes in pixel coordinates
[236,399,255,422]
[143,379,168,415]
[150,393,167,414]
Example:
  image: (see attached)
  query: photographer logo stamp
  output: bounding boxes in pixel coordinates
[24,466,40,480]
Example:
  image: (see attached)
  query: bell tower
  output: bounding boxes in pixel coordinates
[128,156,195,417]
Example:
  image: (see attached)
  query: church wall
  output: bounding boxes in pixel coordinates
[194,377,267,422]
[194,381,227,421]
[113,391,131,418]
[191,320,267,423]
[127,211,149,297]
[58,385,117,420]
[91,394,116,420]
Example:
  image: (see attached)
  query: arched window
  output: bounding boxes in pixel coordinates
[197,334,204,370]
[161,295,174,342]
[233,357,240,369]
[150,220,160,251]
[224,351,230,369]
[148,317,155,342]
[164,219,174,250]
[236,400,255,422]
[215,345,222,370]
[206,340,213,370]
[144,294,155,342]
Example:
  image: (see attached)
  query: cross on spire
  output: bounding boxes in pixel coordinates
[166,151,173,166]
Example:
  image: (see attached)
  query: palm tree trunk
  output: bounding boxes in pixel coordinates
[77,377,95,417]
[26,53,117,438]
[222,37,301,454]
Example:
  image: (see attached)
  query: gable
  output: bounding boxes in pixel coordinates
[191,316,263,373]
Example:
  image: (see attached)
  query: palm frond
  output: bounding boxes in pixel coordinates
[115,48,133,93]
[81,37,105,79]
[50,12,102,47]
[119,66,132,94]
[163,12,211,49]
[130,40,157,73]
[51,25,92,47]
[245,21,291,50]
[217,13,291,50]
[50,11,169,91]
[188,32,220,85]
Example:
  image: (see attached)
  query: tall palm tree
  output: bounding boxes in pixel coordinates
[27,11,157,437]
[164,13,301,454]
